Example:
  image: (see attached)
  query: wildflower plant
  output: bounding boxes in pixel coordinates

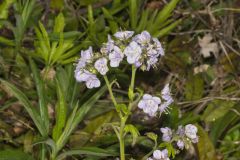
[74,30,199,160]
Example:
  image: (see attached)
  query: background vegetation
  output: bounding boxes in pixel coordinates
[0,0,240,159]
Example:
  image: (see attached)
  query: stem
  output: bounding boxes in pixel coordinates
[103,76,118,107]
[119,117,126,160]
[128,65,137,110]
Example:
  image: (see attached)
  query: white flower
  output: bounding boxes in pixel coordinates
[134,31,151,46]
[94,58,109,75]
[85,74,101,89]
[159,84,173,112]
[81,46,93,62]
[185,124,198,139]
[138,94,161,117]
[153,149,169,160]
[101,35,114,53]
[124,41,142,64]
[109,46,124,67]
[160,127,172,142]
[177,140,184,150]
[75,69,92,82]
[114,31,134,40]
[153,38,164,56]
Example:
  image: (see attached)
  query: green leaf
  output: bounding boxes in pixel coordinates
[54,13,65,33]
[197,125,217,160]
[151,0,180,33]
[29,58,49,134]
[185,74,204,101]
[52,78,67,141]
[153,19,182,37]
[124,124,140,146]
[202,100,236,122]
[0,79,47,136]
[56,85,107,153]
[56,147,118,160]
[146,132,158,142]
[0,150,34,160]
[129,0,138,29]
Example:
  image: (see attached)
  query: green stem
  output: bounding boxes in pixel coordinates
[128,65,137,110]
[119,117,126,160]
[103,76,118,107]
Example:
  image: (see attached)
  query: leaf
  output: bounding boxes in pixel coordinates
[52,78,67,141]
[153,19,182,37]
[124,124,140,146]
[150,0,180,33]
[0,150,34,160]
[56,147,118,160]
[198,34,219,58]
[202,100,236,122]
[210,104,240,145]
[56,85,107,153]
[129,0,138,29]
[185,74,204,101]
[197,125,217,160]
[53,13,65,33]
[146,132,158,142]
[0,79,47,136]
[29,58,49,134]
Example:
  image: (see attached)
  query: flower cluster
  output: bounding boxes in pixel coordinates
[147,149,170,160]
[138,84,173,116]
[74,30,164,88]
[160,124,199,150]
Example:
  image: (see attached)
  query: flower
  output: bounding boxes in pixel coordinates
[85,74,101,89]
[94,58,109,75]
[114,31,134,40]
[153,38,164,56]
[134,31,151,46]
[101,35,114,54]
[177,140,185,150]
[160,127,172,142]
[80,46,93,63]
[176,125,185,137]
[124,41,142,64]
[138,94,161,117]
[159,84,173,113]
[75,69,92,82]
[109,46,124,67]
[185,124,198,140]
[153,149,170,160]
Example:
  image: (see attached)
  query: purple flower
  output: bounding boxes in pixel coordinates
[160,127,172,142]
[109,46,124,67]
[75,69,92,82]
[138,94,161,117]
[147,56,158,70]
[159,84,173,112]
[134,31,151,46]
[101,35,114,54]
[124,41,142,64]
[114,31,134,40]
[177,140,185,150]
[176,125,185,137]
[153,38,164,56]
[85,74,101,89]
[153,149,170,160]
[81,46,93,63]
[185,124,198,139]
[94,58,109,75]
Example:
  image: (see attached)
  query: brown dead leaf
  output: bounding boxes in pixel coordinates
[198,34,219,58]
